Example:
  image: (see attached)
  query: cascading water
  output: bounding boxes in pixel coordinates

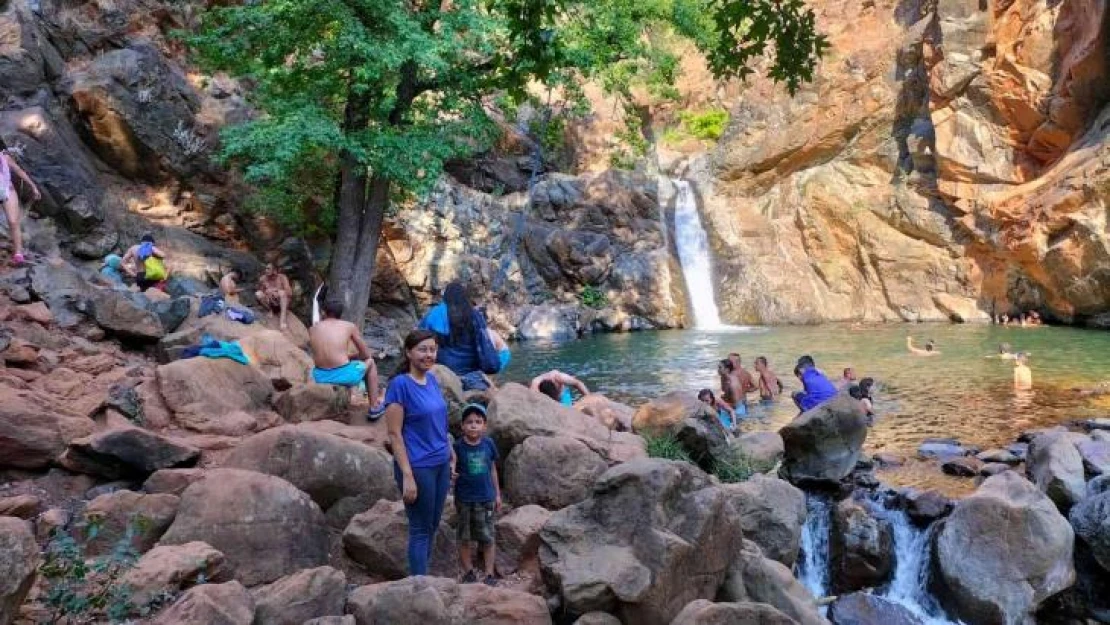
[672,180,723,329]
[797,493,961,624]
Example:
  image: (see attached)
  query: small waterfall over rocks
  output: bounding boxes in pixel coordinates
[796,493,961,624]
[671,179,723,329]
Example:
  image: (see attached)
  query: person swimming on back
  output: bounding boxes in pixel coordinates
[531,370,590,406]
[754,356,783,401]
[906,336,940,356]
[698,389,738,434]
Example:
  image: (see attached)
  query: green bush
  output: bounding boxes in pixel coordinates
[678,108,730,141]
[643,432,772,484]
[578,285,608,309]
[642,432,694,464]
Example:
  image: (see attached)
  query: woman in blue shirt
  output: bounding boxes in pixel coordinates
[384,329,456,576]
[418,281,509,391]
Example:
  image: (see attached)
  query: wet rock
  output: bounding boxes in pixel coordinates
[503,435,608,510]
[1026,430,1087,511]
[1018,427,1068,444]
[1069,488,1110,573]
[976,449,1020,465]
[934,472,1075,624]
[719,539,825,625]
[222,426,396,525]
[0,517,37,624]
[632,390,731,472]
[734,431,785,467]
[496,504,552,575]
[0,390,96,469]
[780,396,869,485]
[160,469,329,586]
[250,566,346,625]
[873,453,905,468]
[151,580,255,625]
[539,459,741,624]
[670,599,798,625]
[518,304,581,340]
[81,490,179,555]
[273,384,350,423]
[121,541,228,606]
[1007,442,1030,461]
[488,383,645,465]
[346,576,551,625]
[343,499,456,580]
[1080,418,1110,432]
[719,474,806,567]
[830,499,894,593]
[900,489,952,526]
[917,441,972,460]
[0,495,41,519]
[61,426,200,479]
[828,593,924,625]
[1076,440,1110,476]
[941,456,981,477]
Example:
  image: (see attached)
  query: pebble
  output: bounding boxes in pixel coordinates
[941,457,981,477]
[873,453,906,468]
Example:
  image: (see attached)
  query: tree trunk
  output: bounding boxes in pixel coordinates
[326,86,386,330]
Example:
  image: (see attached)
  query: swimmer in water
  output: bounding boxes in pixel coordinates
[906,336,940,356]
[1013,353,1032,390]
[698,388,739,434]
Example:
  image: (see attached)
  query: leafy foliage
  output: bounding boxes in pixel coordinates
[678,108,729,141]
[578,285,609,309]
[188,0,826,233]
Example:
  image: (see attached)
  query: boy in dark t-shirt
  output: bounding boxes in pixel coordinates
[453,403,501,585]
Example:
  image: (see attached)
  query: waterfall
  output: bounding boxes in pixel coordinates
[672,180,723,329]
[796,495,832,604]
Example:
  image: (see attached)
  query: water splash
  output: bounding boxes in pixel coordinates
[796,494,832,605]
[875,503,961,625]
[672,180,723,329]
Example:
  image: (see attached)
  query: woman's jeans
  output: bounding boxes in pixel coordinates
[393,461,451,576]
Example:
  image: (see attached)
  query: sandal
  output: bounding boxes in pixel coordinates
[10,252,25,267]
[367,403,387,422]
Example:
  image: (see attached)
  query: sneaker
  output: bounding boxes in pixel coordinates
[461,569,478,584]
[482,575,497,587]
[367,403,387,422]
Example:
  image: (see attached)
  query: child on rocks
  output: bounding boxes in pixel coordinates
[453,403,501,586]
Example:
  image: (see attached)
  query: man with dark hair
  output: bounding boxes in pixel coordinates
[754,356,783,401]
[122,233,168,292]
[906,336,940,356]
[791,355,837,413]
[727,353,757,414]
[530,370,589,406]
[256,262,293,330]
[309,298,384,419]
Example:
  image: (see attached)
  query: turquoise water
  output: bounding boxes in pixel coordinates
[503,324,1110,490]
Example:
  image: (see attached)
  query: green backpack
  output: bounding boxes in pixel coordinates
[143,255,167,281]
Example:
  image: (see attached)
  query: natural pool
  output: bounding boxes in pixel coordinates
[503,323,1110,494]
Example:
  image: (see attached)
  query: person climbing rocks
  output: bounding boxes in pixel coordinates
[255,262,293,330]
[531,369,590,406]
[1,148,42,267]
[453,403,501,586]
[309,298,384,419]
[98,254,126,286]
[906,336,939,356]
[122,234,169,292]
[791,355,838,413]
[219,270,242,305]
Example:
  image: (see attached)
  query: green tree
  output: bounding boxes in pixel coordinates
[189,0,825,328]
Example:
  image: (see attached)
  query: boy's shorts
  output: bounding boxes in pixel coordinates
[456,501,495,544]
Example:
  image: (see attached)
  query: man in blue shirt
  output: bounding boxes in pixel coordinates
[791,355,838,413]
[453,404,501,586]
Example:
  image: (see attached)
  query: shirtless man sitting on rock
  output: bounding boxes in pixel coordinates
[309,298,384,420]
[256,263,293,330]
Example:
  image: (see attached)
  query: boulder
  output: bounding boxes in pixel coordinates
[828,593,924,625]
[0,390,96,469]
[1069,489,1110,572]
[830,499,894,593]
[1026,431,1086,510]
[976,449,1020,465]
[237,330,313,388]
[273,384,350,423]
[85,289,166,340]
[0,495,41,519]
[669,600,798,625]
[503,435,608,510]
[899,489,952,526]
[719,540,825,625]
[343,499,456,580]
[250,566,346,625]
[572,614,622,625]
[152,581,255,625]
[159,469,330,585]
[917,441,973,460]
[82,490,179,555]
[143,468,206,495]
[121,542,228,606]
[734,432,786,467]
[719,474,806,567]
[156,357,274,432]
[346,576,551,625]
[632,391,730,471]
[575,394,635,432]
[222,426,396,525]
[941,456,981,477]
[518,304,581,340]
[779,396,868,485]
[488,383,645,465]
[495,504,553,574]
[0,517,37,625]
[539,459,742,624]
[60,426,200,479]
[979,463,1013,477]
[933,471,1075,624]
[1076,440,1110,476]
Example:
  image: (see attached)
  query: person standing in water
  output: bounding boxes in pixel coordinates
[0,148,42,267]
[1013,353,1032,390]
[727,353,757,415]
[754,356,783,402]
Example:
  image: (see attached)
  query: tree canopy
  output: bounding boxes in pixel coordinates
[189,0,826,326]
